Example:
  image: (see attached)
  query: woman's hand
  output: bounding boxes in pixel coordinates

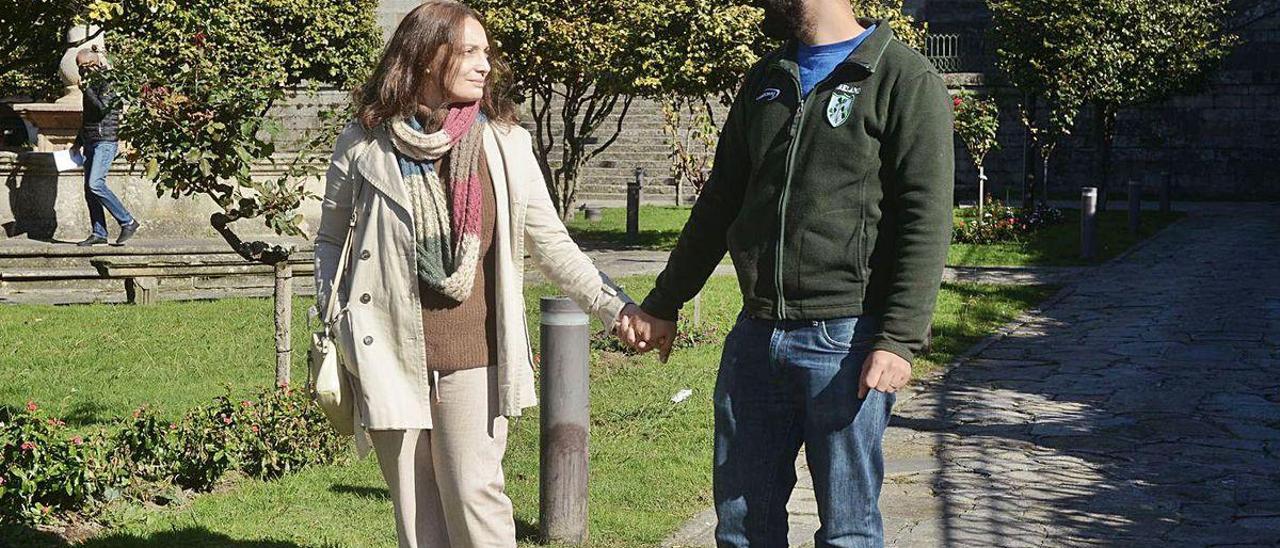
[616,304,677,363]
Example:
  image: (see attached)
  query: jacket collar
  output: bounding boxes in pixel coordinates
[769,18,895,77]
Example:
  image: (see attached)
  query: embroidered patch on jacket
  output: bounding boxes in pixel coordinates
[827,84,861,128]
[756,88,781,102]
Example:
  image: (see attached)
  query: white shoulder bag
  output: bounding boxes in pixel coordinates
[308,179,362,437]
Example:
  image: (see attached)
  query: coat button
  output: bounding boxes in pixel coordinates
[363,336,374,346]
[360,293,371,304]
[360,250,371,260]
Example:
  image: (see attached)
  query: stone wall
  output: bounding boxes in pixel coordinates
[0,89,338,242]
[943,0,1280,202]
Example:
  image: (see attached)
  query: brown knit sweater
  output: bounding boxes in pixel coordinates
[419,151,498,371]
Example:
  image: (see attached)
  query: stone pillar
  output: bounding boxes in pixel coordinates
[376,0,421,42]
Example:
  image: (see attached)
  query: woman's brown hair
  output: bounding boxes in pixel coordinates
[354,0,519,130]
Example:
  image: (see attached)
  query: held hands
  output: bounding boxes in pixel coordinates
[615,304,677,363]
[858,350,912,399]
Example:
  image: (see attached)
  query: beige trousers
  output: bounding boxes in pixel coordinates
[369,367,517,548]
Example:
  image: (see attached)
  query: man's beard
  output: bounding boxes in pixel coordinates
[757,0,806,40]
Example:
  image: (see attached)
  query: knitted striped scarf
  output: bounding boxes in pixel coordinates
[388,102,487,303]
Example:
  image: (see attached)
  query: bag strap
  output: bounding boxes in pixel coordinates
[323,174,364,328]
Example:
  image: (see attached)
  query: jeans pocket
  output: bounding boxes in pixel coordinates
[817,318,856,350]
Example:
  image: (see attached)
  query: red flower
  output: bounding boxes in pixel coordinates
[25,402,37,413]
[20,441,36,452]
[953,96,963,107]
[221,415,233,425]
[71,436,83,446]
[251,425,260,434]
[0,476,7,486]
[192,32,207,47]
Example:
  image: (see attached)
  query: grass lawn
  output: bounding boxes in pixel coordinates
[1,277,1051,547]
[565,206,689,251]
[948,209,1186,267]
[565,205,1184,267]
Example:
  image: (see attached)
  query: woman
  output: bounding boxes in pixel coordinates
[314,2,642,545]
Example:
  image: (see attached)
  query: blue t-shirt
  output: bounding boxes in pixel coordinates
[796,25,876,97]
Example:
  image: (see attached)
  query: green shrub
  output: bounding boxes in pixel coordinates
[0,403,113,524]
[954,199,1065,245]
[0,388,345,526]
[233,388,346,481]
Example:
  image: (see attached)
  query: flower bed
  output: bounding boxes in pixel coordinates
[0,388,344,526]
[954,199,1065,245]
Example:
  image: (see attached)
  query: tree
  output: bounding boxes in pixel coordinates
[102,0,381,384]
[662,96,719,205]
[1077,0,1236,210]
[105,0,379,263]
[853,0,925,50]
[953,91,999,220]
[473,0,760,219]
[988,0,1088,209]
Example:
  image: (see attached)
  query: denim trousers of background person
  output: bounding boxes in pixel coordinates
[714,312,895,548]
[83,140,134,238]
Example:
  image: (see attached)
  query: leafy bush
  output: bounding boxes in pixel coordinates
[0,403,113,524]
[0,388,345,526]
[954,199,1064,244]
[233,388,345,480]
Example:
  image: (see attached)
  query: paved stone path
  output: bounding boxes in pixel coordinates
[668,204,1280,546]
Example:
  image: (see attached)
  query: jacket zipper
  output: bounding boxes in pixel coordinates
[776,72,813,320]
[774,63,855,319]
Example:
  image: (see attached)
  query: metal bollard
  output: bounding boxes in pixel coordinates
[1081,187,1098,260]
[539,296,591,545]
[1159,177,1172,214]
[1128,181,1142,236]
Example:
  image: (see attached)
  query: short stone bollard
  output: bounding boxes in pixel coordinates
[1081,187,1098,260]
[1128,181,1142,237]
[539,296,591,545]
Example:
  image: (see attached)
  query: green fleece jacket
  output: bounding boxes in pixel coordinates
[640,20,955,363]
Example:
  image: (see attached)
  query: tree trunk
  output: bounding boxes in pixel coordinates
[274,261,293,388]
[1021,94,1037,210]
[1094,105,1117,212]
[977,164,987,224]
[1040,151,1052,209]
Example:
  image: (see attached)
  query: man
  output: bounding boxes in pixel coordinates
[619,0,954,545]
[71,48,140,247]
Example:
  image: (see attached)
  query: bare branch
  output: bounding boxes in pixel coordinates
[584,95,633,164]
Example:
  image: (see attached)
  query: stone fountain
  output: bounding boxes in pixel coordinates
[12,24,105,152]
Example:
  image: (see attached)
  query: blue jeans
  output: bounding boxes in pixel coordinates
[714,312,894,548]
[83,140,134,238]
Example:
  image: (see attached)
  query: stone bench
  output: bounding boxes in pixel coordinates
[87,255,315,305]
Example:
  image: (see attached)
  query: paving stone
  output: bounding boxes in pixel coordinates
[667,206,1280,547]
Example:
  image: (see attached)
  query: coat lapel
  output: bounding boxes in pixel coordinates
[355,129,412,211]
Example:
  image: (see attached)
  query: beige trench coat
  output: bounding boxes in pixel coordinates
[314,121,632,430]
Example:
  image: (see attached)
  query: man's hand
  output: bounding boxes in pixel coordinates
[858,350,912,399]
[616,304,678,363]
